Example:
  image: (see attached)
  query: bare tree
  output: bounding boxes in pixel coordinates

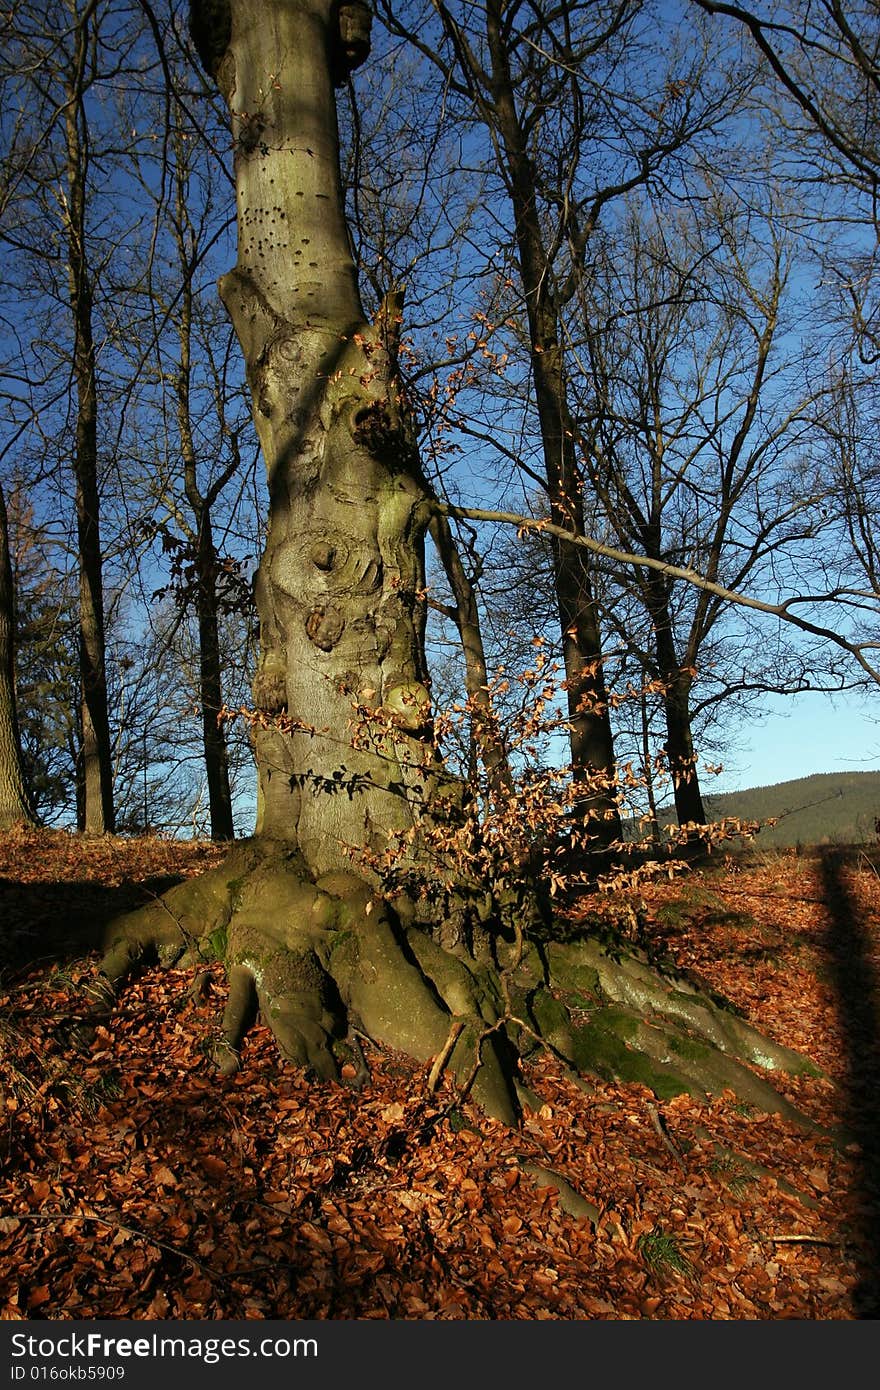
[92,0,819,1133]
[60,0,116,833]
[165,122,238,840]
[0,0,125,832]
[695,3,880,357]
[569,195,838,823]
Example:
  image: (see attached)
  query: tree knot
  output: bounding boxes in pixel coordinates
[306,605,346,651]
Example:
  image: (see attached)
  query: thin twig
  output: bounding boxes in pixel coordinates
[646,1101,687,1170]
[6,1209,225,1280]
[754,1233,843,1246]
[427,1020,465,1093]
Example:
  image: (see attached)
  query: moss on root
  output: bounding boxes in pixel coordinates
[88,841,825,1131]
[568,1019,693,1101]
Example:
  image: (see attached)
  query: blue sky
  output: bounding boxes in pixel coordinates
[711,689,879,793]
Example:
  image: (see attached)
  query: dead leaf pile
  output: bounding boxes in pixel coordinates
[1,830,876,1319]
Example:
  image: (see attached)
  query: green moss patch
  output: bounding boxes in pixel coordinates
[569,1011,691,1101]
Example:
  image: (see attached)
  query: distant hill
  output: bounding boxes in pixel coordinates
[654,769,880,848]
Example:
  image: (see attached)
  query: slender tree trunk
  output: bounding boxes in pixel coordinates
[63,5,114,835]
[428,512,512,796]
[663,665,706,828]
[645,575,706,827]
[640,689,662,849]
[483,4,621,847]
[174,163,235,842]
[191,507,235,841]
[0,481,35,829]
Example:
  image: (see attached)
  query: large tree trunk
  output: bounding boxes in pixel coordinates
[210,2,434,874]
[87,0,822,1137]
[169,0,524,1113]
[0,482,35,829]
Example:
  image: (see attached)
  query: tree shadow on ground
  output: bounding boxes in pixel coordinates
[0,875,189,979]
[818,847,880,1317]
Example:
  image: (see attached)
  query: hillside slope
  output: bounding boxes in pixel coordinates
[693,770,880,847]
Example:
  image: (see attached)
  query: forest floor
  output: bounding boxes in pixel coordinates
[1,828,879,1321]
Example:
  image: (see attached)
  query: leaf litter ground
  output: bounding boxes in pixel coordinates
[1,829,878,1320]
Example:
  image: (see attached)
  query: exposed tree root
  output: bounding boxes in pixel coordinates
[89,837,824,1132]
[692,1127,821,1212]
[519,1162,601,1225]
